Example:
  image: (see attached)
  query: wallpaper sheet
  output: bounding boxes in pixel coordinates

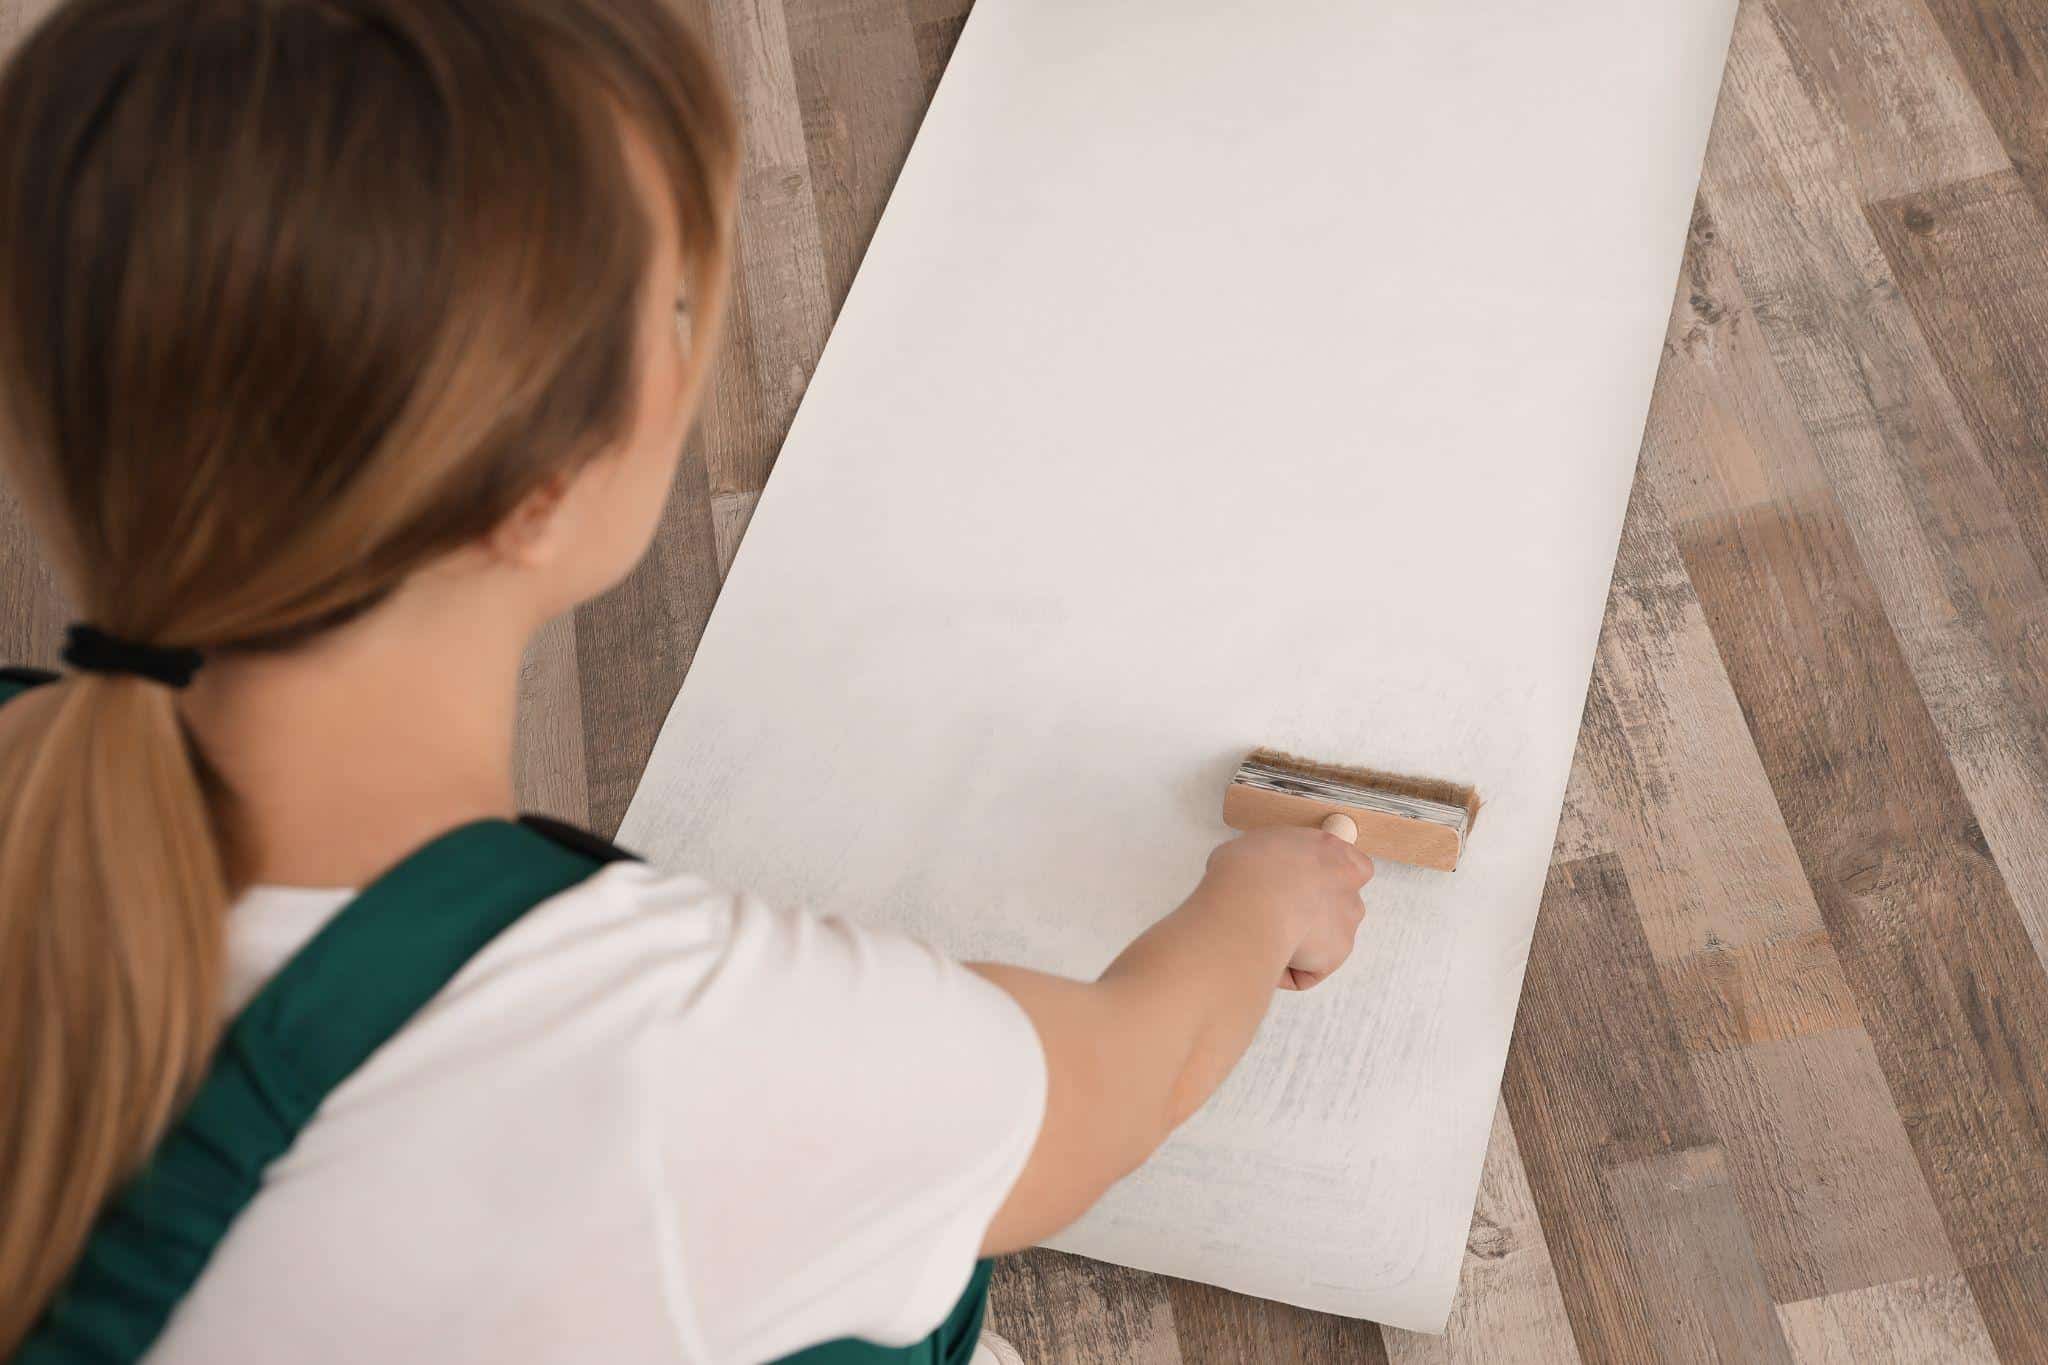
[623,0,1735,1330]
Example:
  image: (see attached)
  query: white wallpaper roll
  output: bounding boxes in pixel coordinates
[622,0,1736,1331]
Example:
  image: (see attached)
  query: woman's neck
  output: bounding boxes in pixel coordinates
[178,577,536,889]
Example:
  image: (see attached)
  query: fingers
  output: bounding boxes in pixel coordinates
[1201,828,1373,996]
[1345,844,1376,884]
[1319,831,1376,888]
[1280,966,1324,991]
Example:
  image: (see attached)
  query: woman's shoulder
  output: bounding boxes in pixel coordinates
[477,856,1021,1041]
[219,853,1045,1363]
[434,857,751,1012]
[426,854,1023,1043]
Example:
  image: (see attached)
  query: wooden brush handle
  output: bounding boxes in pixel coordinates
[1225,785,1460,870]
[1320,813,1359,844]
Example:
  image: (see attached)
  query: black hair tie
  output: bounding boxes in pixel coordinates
[62,624,205,689]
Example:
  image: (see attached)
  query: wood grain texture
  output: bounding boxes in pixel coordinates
[1581,473,1859,1054]
[573,428,727,835]
[987,1252,1183,1365]
[1867,170,2048,590]
[1547,743,1609,866]
[1758,0,2005,199]
[1382,1103,1581,1365]
[1501,853,1785,1364]
[1704,2,2048,1000]
[1917,0,2048,212]
[785,0,926,309]
[1166,1280,1388,1365]
[1674,487,2048,1266]
[1965,1250,2048,1364]
[908,0,969,101]
[1749,0,2048,1032]
[1678,2,2048,1273]
[1688,1031,1955,1301]
[512,613,590,825]
[1864,170,2048,967]
[0,0,55,45]
[1776,1274,1999,1364]
[694,0,834,499]
[1598,1147,1791,1364]
[3,0,2046,1357]
[0,486,66,669]
[710,488,759,579]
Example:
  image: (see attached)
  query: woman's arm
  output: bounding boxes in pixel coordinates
[971,826,1375,1253]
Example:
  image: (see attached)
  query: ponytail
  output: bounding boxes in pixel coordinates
[0,676,228,1349]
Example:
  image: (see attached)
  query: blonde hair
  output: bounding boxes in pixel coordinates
[0,0,737,1345]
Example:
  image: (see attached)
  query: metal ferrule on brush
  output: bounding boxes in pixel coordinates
[1231,757,1473,839]
[1222,749,1480,871]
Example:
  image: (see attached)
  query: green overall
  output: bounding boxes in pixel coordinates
[2,669,994,1364]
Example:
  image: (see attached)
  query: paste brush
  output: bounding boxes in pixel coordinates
[1222,748,1480,871]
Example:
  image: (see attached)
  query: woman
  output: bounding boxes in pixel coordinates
[0,1,1374,1360]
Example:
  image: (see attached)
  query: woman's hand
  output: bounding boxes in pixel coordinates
[971,820,1376,1255]
[1198,826,1375,989]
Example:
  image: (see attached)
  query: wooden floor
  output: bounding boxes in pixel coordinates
[5,0,2048,1359]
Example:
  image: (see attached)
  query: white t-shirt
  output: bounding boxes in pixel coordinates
[146,859,1048,1365]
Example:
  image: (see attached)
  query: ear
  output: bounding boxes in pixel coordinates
[486,468,578,569]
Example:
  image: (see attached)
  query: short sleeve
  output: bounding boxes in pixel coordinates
[643,887,1048,1363]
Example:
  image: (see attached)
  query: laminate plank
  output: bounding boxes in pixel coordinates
[1919,0,2048,213]
[1865,170,2048,968]
[907,0,970,101]
[572,435,725,836]
[653,0,775,537]
[987,1250,1182,1365]
[512,613,589,826]
[1628,263,1958,1303]
[1598,1147,1791,1364]
[695,0,835,498]
[1689,1030,1955,1302]
[1548,737,1609,865]
[1580,467,1858,1052]
[0,4,67,671]
[0,0,55,46]
[1669,7,2048,1269]
[710,488,759,579]
[785,0,927,309]
[1964,1250,2048,1364]
[1776,1274,1999,1364]
[1382,1102,1581,1365]
[1867,169,2048,666]
[1673,488,2048,1267]
[1759,0,2005,200]
[539,1,728,838]
[1502,854,1767,1363]
[1166,1281,1386,1365]
[0,487,66,670]
[1581,478,1949,1301]
[1706,0,2048,980]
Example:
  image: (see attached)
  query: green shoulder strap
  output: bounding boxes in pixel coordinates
[0,667,992,1365]
[14,815,613,1363]
[0,666,56,705]
[774,1259,995,1365]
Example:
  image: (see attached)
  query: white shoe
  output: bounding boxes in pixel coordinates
[971,1328,1026,1365]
